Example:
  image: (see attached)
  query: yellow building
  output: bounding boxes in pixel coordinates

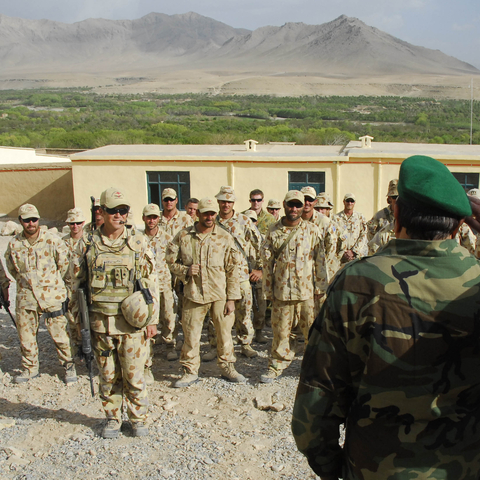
[70,140,480,221]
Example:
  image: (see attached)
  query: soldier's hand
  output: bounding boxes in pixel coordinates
[188,264,200,276]
[1,287,8,303]
[146,324,157,339]
[249,269,262,282]
[224,300,235,316]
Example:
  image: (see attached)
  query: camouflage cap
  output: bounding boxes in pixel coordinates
[18,204,40,219]
[301,186,317,200]
[215,186,236,202]
[284,190,304,205]
[267,199,281,209]
[467,188,480,199]
[66,207,85,223]
[316,193,334,209]
[142,203,161,216]
[344,193,356,202]
[100,187,130,208]
[244,209,258,221]
[387,179,399,197]
[198,197,219,213]
[161,188,177,200]
[398,155,472,217]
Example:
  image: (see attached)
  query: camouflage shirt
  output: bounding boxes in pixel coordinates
[166,224,241,304]
[0,259,10,290]
[142,228,173,291]
[367,205,394,242]
[334,210,368,261]
[292,238,480,480]
[256,209,276,236]
[158,209,194,237]
[368,221,395,255]
[456,223,476,256]
[5,229,69,312]
[261,218,327,301]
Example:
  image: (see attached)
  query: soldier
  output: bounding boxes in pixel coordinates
[5,204,76,384]
[71,188,159,438]
[204,186,262,359]
[260,191,326,383]
[84,197,104,233]
[368,220,395,255]
[293,155,480,479]
[141,203,176,379]
[0,259,11,375]
[367,179,398,241]
[314,193,334,217]
[159,188,194,236]
[185,198,199,220]
[266,199,281,220]
[166,197,244,387]
[246,189,276,235]
[63,207,86,353]
[334,193,368,264]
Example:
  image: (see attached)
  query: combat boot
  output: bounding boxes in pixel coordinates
[132,421,149,437]
[15,369,39,384]
[102,419,121,439]
[64,363,78,384]
[241,344,258,358]
[254,329,268,344]
[174,371,199,388]
[260,367,282,384]
[144,367,154,385]
[202,347,217,362]
[220,363,246,384]
[166,345,178,362]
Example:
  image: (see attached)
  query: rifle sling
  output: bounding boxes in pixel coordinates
[274,225,301,260]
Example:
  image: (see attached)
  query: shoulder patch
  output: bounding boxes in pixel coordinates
[127,233,145,252]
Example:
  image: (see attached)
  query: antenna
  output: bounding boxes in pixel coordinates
[471,78,474,145]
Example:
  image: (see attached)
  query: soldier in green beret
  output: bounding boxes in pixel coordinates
[292,155,480,480]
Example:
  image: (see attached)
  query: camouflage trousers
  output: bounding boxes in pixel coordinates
[16,306,74,373]
[269,298,314,372]
[146,289,176,368]
[181,298,236,375]
[92,327,149,422]
[208,281,254,346]
[252,283,267,330]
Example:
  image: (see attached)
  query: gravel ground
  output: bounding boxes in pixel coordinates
[0,234,321,480]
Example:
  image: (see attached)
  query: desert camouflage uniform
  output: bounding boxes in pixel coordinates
[71,229,158,423]
[456,222,476,255]
[213,212,262,346]
[334,210,368,263]
[368,221,395,255]
[366,205,394,242]
[261,219,327,373]
[5,229,74,374]
[293,239,480,480]
[166,224,241,375]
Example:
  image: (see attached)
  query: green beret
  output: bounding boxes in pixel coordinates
[398,155,472,217]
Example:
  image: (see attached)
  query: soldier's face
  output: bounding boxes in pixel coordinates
[186,203,198,219]
[284,201,304,222]
[344,199,355,212]
[69,221,84,235]
[162,197,178,213]
[143,214,159,230]
[249,196,263,213]
[20,217,40,236]
[102,205,129,231]
[303,196,316,213]
[198,211,217,228]
[318,207,331,217]
[267,207,280,219]
[218,200,234,216]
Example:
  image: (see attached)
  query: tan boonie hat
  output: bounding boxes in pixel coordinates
[300,186,317,200]
[198,197,219,213]
[162,188,177,200]
[66,207,85,223]
[467,188,480,199]
[100,187,131,208]
[316,193,334,209]
[142,203,161,216]
[244,209,258,221]
[215,186,236,202]
[267,199,281,209]
[344,193,356,202]
[284,190,305,204]
[387,179,399,197]
[18,204,40,219]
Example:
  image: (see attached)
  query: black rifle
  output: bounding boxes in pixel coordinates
[90,196,96,232]
[78,288,95,397]
[0,289,16,328]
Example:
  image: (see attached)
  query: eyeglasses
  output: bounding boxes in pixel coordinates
[162,198,175,202]
[69,222,84,226]
[286,201,303,208]
[250,198,263,203]
[105,206,129,216]
[22,218,39,223]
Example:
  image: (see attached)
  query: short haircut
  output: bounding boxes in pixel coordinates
[185,198,199,206]
[396,197,462,240]
[249,189,264,198]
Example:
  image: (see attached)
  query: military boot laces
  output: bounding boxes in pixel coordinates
[241,344,258,358]
[64,363,78,384]
[132,421,148,437]
[14,369,39,384]
[102,419,121,439]
[220,364,246,384]
[202,347,217,362]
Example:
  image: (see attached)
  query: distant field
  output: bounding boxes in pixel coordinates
[0,89,478,148]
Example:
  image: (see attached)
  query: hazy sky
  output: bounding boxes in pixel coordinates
[1,0,479,68]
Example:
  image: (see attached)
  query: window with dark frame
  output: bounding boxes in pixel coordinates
[452,172,479,192]
[288,171,325,194]
[147,171,191,209]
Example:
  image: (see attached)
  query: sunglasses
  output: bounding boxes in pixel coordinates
[105,206,129,216]
[345,199,355,203]
[268,208,280,211]
[286,201,303,208]
[250,198,263,203]
[390,195,398,200]
[69,222,84,226]
[304,197,316,203]
[162,198,175,202]
[22,218,39,223]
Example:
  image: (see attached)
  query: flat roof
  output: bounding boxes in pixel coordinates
[0,146,71,169]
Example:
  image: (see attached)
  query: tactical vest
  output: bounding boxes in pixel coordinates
[86,232,143,315]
